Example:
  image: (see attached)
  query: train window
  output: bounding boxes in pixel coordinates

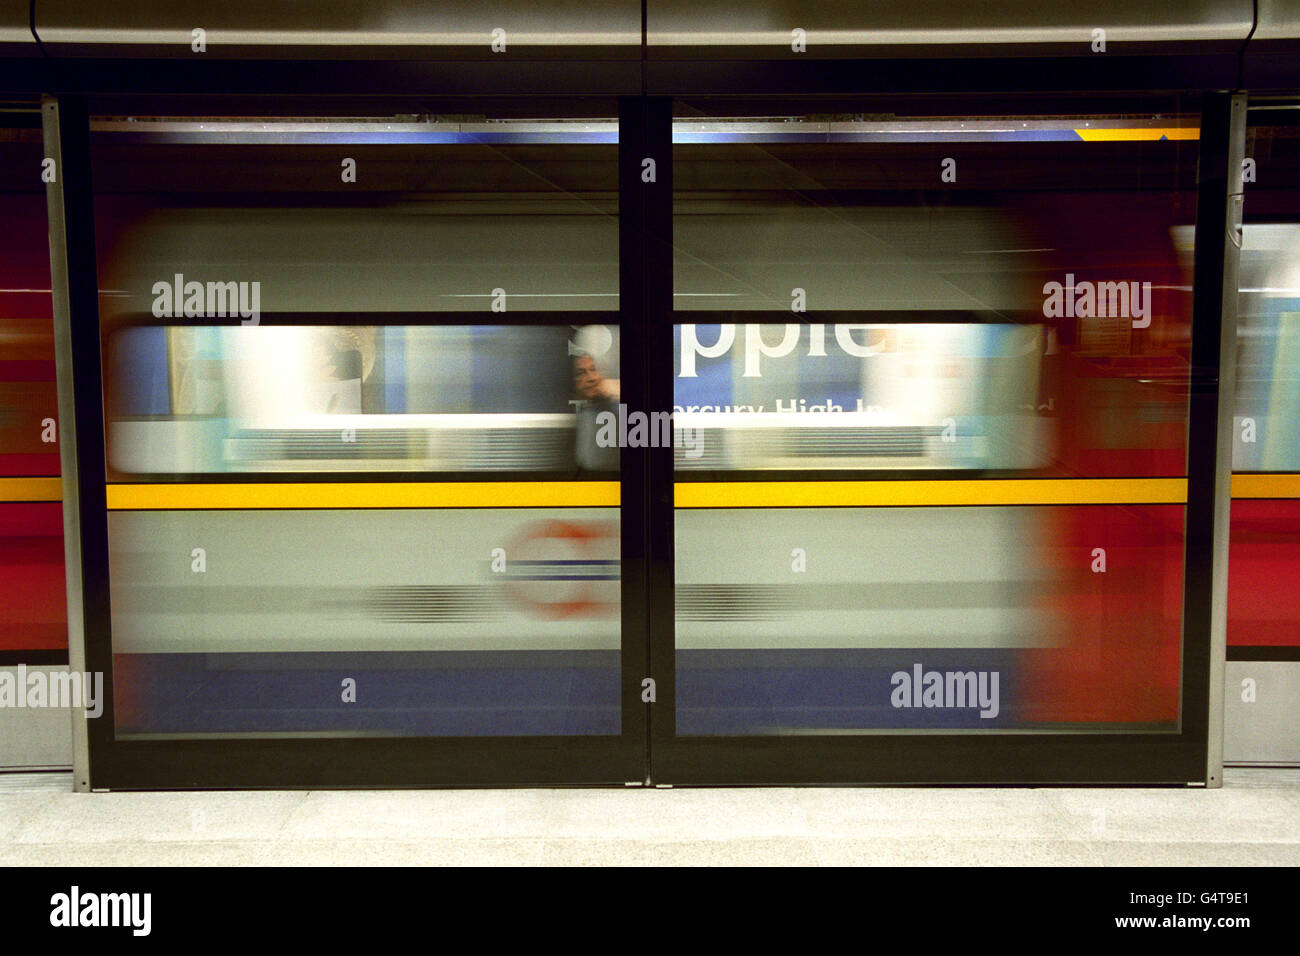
[672,111,1199,734]
[103,324,621,477]
[673,322,1049,472]
[672,114,1199,479]
[1235,223,1300,473]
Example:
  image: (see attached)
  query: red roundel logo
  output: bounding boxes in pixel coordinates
[500,520,619,619]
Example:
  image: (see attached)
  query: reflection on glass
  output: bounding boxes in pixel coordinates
[106,323,625,738]
[671,114,1197,734]
[110,508,621,738]
[1235,224,1300,471]
[93,128,620,314]
[1228,221,1300,650]
[675,505,1184,733]
[0,176,65,654]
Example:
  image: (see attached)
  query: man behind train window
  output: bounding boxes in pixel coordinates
[573,351,620,471]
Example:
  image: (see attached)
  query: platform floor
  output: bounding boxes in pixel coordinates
[1,768,1296,866]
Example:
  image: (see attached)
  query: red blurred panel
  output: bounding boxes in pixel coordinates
[1054,355,1190,478]
[0,193,53,309]
[0,502,66,652]
[0,454,62,476]
[1020,193,1192,480]
[0,360,56,380]
[0,192,63,652]
[0,210,60,476]
[0,376,61,476]
[1228,499,1300,647]
[1022,504,1185,723]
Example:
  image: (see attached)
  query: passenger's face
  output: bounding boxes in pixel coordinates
[574,355,602,399]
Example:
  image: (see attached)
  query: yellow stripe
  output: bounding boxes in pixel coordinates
[33,475,1300,508]
[1231,474,1300,499]
[0,477,62,502]
[1075,127,1199,142]
[106,481,620,510]
[31,475,1300,507]
[675,478,1187,508]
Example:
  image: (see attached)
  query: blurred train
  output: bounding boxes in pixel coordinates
[89,174,1197,736]
[9,103,1292,740]
[0,0,1294,785]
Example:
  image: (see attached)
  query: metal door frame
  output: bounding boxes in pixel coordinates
[39,76,1249,787]
[46,94,651,789]
[643,92,1244,786]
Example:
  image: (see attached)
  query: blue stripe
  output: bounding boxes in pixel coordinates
[677,648,1024,733]
[116,651,620,737]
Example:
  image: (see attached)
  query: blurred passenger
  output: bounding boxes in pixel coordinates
[573,352,620,471]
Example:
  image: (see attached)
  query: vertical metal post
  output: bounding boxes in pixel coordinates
[42,95,102,792]
[634,97,674,777]
[620,95,674,784]
[618,96,653,784]
[1187,92,1246,788]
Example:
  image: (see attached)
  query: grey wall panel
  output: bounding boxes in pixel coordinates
[0,0,37,54]
[1224,661,1300,765]
[648,0,1253,54]
[35,0,642,58]
[0,667,75,770]
[1255,0,1300,40]
[34,1,1266,59]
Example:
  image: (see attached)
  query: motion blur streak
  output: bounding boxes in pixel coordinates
[1226,222,1300,647]
[672,118,1196,732]
[0,170,66,654]
[110,509,621,736]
